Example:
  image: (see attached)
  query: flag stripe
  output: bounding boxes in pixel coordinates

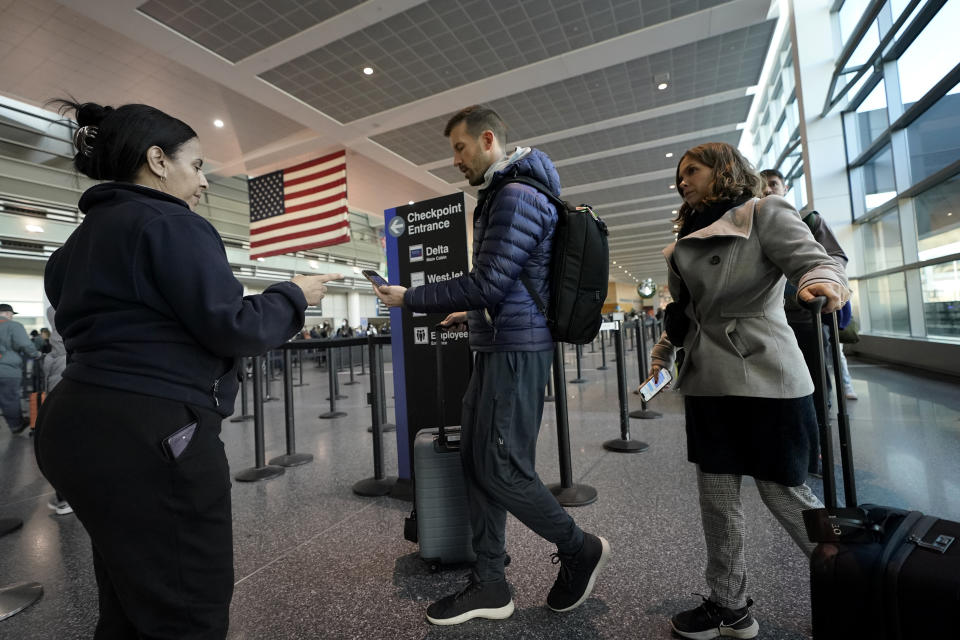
[250,220,350,248]
[250,202,347,231]
[248,150,349,260]
[251,207,348,235]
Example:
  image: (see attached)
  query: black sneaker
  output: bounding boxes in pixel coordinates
[670,596,759,639]
[425,577,514,626]
[546,532,610,612]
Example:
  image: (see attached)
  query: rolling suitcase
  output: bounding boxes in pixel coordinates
[405,324,475,571]
[800,297,960,639]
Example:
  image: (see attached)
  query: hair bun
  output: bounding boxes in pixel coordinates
[75,102,114,128]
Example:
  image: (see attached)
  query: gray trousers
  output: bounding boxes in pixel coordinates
[697,467,823,609]
[461,350,584,582]
[0,377,23,431]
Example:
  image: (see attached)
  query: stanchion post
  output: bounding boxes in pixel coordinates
[327,347,348,400]
[354,338,398,496]
[235,354,285,481]
[377,341,396,432]
[263,354,276,402]
[604,324,649,452]
[269,349,313,467]
[630,320,662,420]
[547,343,598,506]
[319,346,347,419]
[597,331,609,370]
[570,343,586,383]
[294,349,309,387]
[344,344,360,385]
[230,357,253,422]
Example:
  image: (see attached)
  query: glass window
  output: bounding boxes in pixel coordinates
[855,144,898,210]
[864,272,911,334]
[904,82,960,185]
[839,0,872,45]
[861,208,904,272]
[848,22,880,68]
[845,79,889,160]
[896,1,960,106]
[920,260,960,338]
[915,173,960,261]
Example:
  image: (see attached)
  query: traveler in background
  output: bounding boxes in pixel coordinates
[761,169,857,401]
[0,303,39,434]
[649,142,849,639]
[36,99,341,640]
[375,105,609,626]
[41,304,71,516]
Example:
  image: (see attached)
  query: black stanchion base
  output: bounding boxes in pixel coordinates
[229,414,253,423]
[326,394,349,400]
[603,438,649,453]
[544,395,555,402]
[366,423,397,433]
[570,378,587,384]
[629,409,662,419]
[343,380,361,386]
[547,483,598,507]
[269,453,313,467]
[263,397,277,403]
[597,366,609,371]
[234,465,286,482]
[319,411,348,419]
[0,518,23,537]
[0,581,43,622]
[293,382,310,387]
[389,478,414,502]
[352,476,398,497]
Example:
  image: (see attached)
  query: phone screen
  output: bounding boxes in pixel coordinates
[639,368,672,402]
[362,270,387,287]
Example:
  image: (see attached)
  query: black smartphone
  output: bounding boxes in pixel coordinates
[362,269,388,287]
[162,421,198,460]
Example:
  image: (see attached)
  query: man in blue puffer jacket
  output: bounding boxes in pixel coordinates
[375,105,609,626]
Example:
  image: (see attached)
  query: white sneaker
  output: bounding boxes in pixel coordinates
[47,498,73,515]
[844,386,858,400]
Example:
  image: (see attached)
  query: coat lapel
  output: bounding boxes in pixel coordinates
[681,198,757,241]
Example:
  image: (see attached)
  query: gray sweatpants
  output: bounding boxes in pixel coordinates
[697,467,823,609]
[461,350,584,582]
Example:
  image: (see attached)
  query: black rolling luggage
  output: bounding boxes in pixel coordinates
[801,298,960,639]
[404,325,475,571]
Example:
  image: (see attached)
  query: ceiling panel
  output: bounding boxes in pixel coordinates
[259,0,734,124]
[137,0,365,62]
[370,21,774,164]
[573,177,686,207]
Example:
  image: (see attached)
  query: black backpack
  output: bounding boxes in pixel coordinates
[485,175,609,344]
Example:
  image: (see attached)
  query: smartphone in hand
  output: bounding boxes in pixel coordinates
[362,269,387,287]
[639,368,672,402]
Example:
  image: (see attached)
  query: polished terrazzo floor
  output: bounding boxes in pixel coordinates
[1,339,958,639]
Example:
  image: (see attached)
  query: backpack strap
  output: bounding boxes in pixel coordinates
[485,174,560,319]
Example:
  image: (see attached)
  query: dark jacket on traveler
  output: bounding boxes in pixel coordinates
[403,148,558,352]
[0,317,39,379]
[44,183,307,417]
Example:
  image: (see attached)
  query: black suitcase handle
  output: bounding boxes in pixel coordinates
[432,323,451,448]
[798,296,857,509]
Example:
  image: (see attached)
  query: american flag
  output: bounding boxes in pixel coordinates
[247,150,350,259]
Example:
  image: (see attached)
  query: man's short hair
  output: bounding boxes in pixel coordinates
[760,169,786,182]
[443,105,506,148]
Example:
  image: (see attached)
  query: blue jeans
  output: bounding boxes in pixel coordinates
[0,377,23,431]
[460,350,584,582]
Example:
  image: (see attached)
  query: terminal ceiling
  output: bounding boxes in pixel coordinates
[2,0,780,285]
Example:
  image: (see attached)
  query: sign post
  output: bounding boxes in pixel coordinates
[383,193,472,498]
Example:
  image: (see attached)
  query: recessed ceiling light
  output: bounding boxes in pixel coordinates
[665,152,673,158]
[25,224,44,233]
[256,257,265,262]
[408,200,414,205]
[671,210,678,214]
[363,66,374,75]
[948,212,954,216]
[308,260,319,269]
[669,185,676,189]
[213,119,224,128]
[654,72,670,91]
[612,261,617,264]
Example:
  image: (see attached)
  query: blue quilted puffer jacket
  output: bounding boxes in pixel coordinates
[403,149,559,352]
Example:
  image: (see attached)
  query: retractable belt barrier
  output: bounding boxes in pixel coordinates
[629,320,662,421]
[548,343,598,507]
[601,321,649,453]
[353,336,398,497]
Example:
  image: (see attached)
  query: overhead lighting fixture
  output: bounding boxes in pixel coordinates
[671,210,678,214]
[655,72,670,91]
[256,257,265,262]
[612,261,617,264]
[408,200,414,205]
[668,185,676,189]
[213,119,224,128]
[25,224,44,233]
[363,66,374,75]
[308,260,319,269]
[665,152,673,158]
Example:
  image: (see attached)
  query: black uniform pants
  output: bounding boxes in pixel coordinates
[34,378,233,639]
[461,350,584,582]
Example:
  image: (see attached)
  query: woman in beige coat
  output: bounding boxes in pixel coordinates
[648,142,848,639]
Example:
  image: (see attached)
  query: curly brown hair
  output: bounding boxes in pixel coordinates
[673,142,763,229]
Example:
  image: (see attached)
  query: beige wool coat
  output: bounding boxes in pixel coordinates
[649,196,849,399]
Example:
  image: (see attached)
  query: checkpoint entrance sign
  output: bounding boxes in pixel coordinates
[384,193,471,481]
